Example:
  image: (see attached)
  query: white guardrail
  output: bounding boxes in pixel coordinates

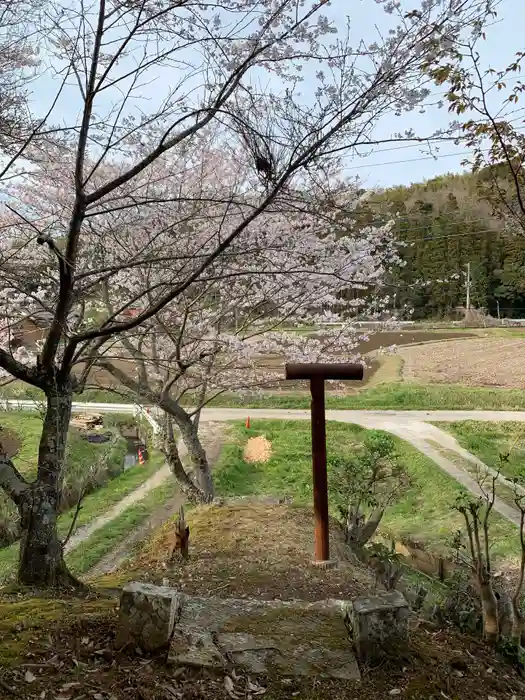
[0,399,162,435]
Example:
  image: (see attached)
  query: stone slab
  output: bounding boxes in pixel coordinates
[168,595,360,680]
[170,631,226,669]
[352,590,408,615]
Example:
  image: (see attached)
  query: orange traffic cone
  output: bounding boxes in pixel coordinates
[245,416,251,429]
[138,447,145,465]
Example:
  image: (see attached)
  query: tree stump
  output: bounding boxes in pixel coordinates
[115,582,182,653]
[167,506,190,562]
[350,591,409,664]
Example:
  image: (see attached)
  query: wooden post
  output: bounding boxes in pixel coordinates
[285,362,364,564]
[310,375,329,561]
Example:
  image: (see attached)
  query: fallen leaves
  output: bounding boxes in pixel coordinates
[223,673,266,699]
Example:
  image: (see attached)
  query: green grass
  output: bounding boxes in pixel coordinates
[0,412,47,475]
[0,452,165,581]
[6,370,525,411]
[58,450,165,538]
[214,420,520,561]
[438,421,525,481]
[68,478,179,575]
[0,410,132,477]
[202,383,525,410]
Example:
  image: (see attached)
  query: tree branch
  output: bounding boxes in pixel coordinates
[0,455,29,506]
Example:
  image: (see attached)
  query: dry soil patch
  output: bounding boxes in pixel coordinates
[399,336,525,387]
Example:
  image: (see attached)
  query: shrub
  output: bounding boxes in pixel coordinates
[328,430,409,548]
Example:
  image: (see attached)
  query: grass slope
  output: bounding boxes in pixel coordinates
[69,477,178,575]
[214,420,519,561]
[439,420,525,480]
[5,375,525,412]
[0,410,124,478]
[0,455,164,581]
[203,383,525,410]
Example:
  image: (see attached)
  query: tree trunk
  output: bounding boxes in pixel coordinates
[511,596,524,644]
[479,580,499,644]
[172,411,213,501]
[346,508,384,548]
[162,421,204,503]
[17,385,82,588]
[95,359,215,500]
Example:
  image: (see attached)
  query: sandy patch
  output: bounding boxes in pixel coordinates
[243,435,272,463]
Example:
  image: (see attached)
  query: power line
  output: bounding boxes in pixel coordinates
[351,112,525,159]
[342,138,525,171]
[352,216,501,237]
[409,227,506,243]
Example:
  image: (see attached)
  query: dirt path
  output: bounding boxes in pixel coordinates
[86,422,225,576]
[64,463,173,554]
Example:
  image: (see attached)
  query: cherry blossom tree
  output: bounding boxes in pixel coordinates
[0,0,42,159]
[90,175,399,501]
[0,0,497,588]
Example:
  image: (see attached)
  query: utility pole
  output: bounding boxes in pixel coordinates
[465,262,471,311]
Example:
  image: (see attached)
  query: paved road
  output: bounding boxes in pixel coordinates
[5,398,525,425]
[5,399,525,425]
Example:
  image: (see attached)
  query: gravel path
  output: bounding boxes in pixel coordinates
[366,419,523,527]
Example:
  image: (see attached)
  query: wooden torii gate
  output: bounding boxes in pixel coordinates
[285,362,364,565]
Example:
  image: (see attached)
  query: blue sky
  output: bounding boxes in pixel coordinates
[346,0,524,189]
[28,0,523,192]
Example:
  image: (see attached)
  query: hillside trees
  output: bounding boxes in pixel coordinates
[0,0,499,589]
[404,30,525,319]
[356,187,512,319]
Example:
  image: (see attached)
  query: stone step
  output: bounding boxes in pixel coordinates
[116,584,410,682]
[168,595,360,680]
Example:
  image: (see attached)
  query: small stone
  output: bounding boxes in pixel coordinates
[389,690,401,696]
[24,670,36,683]
[350,591,409,664]
[115,581,182,653]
